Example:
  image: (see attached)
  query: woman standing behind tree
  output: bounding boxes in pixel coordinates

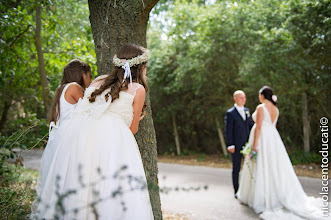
[31,59,92,216]
[31,44,153,220]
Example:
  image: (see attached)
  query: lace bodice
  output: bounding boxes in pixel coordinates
[72,82,142,127]
[252,104,279,126]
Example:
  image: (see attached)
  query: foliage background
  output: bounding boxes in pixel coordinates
[0,0,96,151]
[0,0,330,158]
[148,0,331,156]
[0,0,329,218]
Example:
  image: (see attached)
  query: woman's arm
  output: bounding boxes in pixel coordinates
[252,105,264,152]
[130,86,146,134]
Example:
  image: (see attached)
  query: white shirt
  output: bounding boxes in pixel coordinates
[234,103,246,120]
[228,104,246,150]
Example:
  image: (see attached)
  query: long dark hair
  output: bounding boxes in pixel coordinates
[259,86,277,106]
[89,44,148,103]
[49,59,91,124]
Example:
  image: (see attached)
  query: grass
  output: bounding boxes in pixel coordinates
[0,163,38,220]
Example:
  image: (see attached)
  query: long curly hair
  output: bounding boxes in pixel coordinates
[89,44,149,104]
[49,59,91,124]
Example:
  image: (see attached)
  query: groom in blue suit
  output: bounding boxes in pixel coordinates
[225,90,254,198]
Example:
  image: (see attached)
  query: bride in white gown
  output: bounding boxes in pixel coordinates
[31,44,154,220]
[237,86,329,220]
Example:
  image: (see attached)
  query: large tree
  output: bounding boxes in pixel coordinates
[35,0,51,117]
[87,0,162,219]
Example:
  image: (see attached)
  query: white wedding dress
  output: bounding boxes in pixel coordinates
[237,104,329,220]
[31,82,154,220]
[33,82,79,201]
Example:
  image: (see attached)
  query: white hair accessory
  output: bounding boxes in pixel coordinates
[122,62,132,87]
[113,47,150,88]
[112,47,150,68]
[272,95,277,102]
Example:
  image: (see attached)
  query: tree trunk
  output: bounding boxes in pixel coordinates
[302,92,310,152]
[215,117,228,156]
[34,1,51,117]
[0,100,11,132]
[88,1,162,219]
[171,112,181,155]
[135,93,161,219]
[88,0,159,75]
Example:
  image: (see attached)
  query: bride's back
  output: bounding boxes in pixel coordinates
[252,103,279,126]
[263,102,278,124]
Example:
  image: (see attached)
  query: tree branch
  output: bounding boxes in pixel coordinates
[42,50,74,54]
[9,25,33,49]
[143,0,160,11]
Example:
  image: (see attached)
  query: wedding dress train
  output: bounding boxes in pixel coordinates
[31,83,154,220]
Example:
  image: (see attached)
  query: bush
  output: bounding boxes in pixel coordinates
[0,163,37,220]
[288,149,321,165]
[0,114,48,173]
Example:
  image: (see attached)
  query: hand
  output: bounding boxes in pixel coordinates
[252,146,258,153]
[228,148,235,154]
[139,114,146,121]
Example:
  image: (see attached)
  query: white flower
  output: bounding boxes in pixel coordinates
[113,48,151,67]
[272,95,277,102]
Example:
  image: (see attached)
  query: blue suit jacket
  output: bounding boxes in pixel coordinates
[225,106,254,153]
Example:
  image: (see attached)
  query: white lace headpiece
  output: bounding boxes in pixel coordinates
[112,47,150,87]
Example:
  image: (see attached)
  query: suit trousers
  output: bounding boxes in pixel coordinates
[231,151,242,194]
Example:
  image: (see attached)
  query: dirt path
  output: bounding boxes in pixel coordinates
[158,155,321,178]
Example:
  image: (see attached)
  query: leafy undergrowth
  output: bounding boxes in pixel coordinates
[288,150,320,165]
[0,163,37,220]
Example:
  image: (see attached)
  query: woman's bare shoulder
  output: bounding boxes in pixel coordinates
[67,83,83,92]
[256,104,264,110]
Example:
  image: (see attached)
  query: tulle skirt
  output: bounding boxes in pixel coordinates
[238,123,329,220]
[31,113,154,220]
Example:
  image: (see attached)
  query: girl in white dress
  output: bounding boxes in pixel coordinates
[31,59,92,217]
[31,44,154,220]
[238,86,328,220]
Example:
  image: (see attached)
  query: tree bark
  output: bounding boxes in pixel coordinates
[0,100,11,132]
[88,0,159,75]
[302,92,310,152]
[171,112,181,155]
[88,1,162,219]
[34,1,51,117]
[135,93,161,219]
[215,117,228,156]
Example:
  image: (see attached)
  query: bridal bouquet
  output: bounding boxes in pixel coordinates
[241,143,257,180]
[241,143,257,161]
